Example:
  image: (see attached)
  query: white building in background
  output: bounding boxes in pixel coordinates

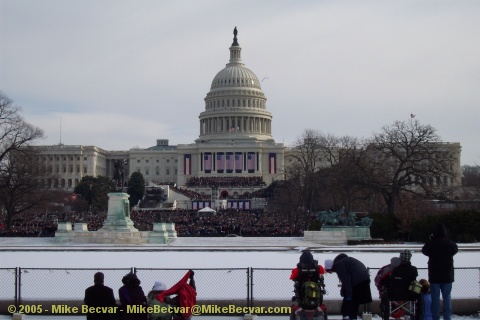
[32,28,285,194]
[32,28,462,204]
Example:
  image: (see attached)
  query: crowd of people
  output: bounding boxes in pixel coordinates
[130,208,304,237]
[288,224,457,320]
[186,176,266,188]
[84,270,197,320]
[0,208,305,237]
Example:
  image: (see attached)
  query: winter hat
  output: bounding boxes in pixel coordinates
[400,249,412,262]
[299,250,314,264]
[94,272,104,284]
[152,281,167,291]
[432,223,447,239]
[390,257,401,268]
[324,259,334,271]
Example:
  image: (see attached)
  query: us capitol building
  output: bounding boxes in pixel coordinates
[31,28,462,208]
[32,28,285,203]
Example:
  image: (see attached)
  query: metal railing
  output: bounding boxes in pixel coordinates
[1,267,479,315]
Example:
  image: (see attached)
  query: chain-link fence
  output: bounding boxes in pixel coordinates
[1,267,479,315]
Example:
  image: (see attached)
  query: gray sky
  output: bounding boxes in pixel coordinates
[1,0,479,165]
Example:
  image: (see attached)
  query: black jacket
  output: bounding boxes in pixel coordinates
[421,223,458,283]
[389,262,418,300]
[84,283,116,320]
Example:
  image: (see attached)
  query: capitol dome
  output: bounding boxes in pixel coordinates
[198,27,273,143]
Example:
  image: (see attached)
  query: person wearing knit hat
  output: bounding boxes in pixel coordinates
[119,272,148,320]
[147,281,171,320]
[289,250,325,281]
[400,249,412,262]
[84,272,116,320]
[422,223,458,320]
[389,250,418,300]
[289,250,327,317]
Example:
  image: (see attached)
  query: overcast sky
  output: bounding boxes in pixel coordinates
[1,0,479,165]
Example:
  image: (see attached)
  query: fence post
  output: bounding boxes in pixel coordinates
[15,267,20,309]
[250,267,254,308]
[247,267,251,308]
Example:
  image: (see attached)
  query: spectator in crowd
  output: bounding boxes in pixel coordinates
[417,279,433,320]
[156,270,196,320]
[84,272,117,320]
[374,257,401,298]
[422,223,458,320]
[325,254,372,320]
[147,281,172,320]
[390,250,418,300]
[119,273,148,320]
[290,250,325,281]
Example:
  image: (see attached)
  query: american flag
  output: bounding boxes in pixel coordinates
[247,152,255,172]
[204,153,212,172]
[184,154,191,175]
[226,153,234,172]
[217,153,224,172]
[235,153,243,172]
[269,153,276,174]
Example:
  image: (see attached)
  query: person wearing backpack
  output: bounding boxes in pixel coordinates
[290,250,327,320]
[325,254,372,320]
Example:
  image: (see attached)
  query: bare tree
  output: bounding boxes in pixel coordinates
[0,92,47,229]
[361,119,459,215]
[287,129,331,215]
[0,92,44,171]
[460,164,480,199]
[0,150,60,229]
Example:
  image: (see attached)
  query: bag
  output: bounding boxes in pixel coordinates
[409,280,422,297]
[300,281,323,309]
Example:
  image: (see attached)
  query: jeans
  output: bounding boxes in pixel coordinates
[430,282,452,320]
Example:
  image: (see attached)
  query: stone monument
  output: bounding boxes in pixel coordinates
[315,209,373,241]
[55,160,173,244]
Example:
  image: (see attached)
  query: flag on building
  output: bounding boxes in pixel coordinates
[217,153,224,173]
[247,152,255,173]
[226,152,234,173]
[235,152,243,173]
[184,154,191,175]
[204,153,212,173]
[269,153,277,174]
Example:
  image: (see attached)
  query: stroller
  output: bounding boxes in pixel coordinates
[290,261,327,320]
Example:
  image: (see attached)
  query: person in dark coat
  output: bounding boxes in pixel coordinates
[421,223,458,320]
[118,272,148,320]
[390,249,418,300]
[325,254,372,320]
[84,272,117,320]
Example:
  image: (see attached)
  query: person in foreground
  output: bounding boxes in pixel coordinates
[421,223,458,320]
[156,270,197,320]
[119,272,148,320]
[84,272,117,320]
[147,281,172,320]
[325,254,372,320]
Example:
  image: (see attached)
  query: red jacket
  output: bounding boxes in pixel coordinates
[156,270,197,318]
[290,265,325,280]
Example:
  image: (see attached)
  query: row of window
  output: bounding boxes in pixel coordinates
[46,166,88,174]
[136,167,178,176]
[135,158,177,163]
[42,156,88,161]
[206,98,265,110]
